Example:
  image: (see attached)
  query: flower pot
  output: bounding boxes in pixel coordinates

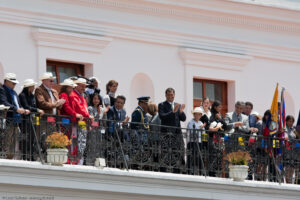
[47,148,68,166]
[229,165,249,181]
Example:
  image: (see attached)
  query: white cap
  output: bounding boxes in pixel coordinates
[23,79,37,88]
[0,105,10,110]
[4,73,19,84]
[40,72,56,80]
[60,79,77,87]
[192,107,204,114]
[251,111,260,117]
[74,78,88,85]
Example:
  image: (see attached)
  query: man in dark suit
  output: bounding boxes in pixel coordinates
[0,73,30,117]
[158,88,186,134]
[0,73,30,159]
[131,96,150,130]
[107,95,129,134]
[107,95,129,123]
[158,88,186,172]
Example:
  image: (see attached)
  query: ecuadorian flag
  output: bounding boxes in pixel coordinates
[269,83,279,135]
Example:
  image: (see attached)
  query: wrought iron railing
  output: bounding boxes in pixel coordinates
[1,110,300,184]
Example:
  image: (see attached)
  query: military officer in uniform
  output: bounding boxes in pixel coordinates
[131,96,150,130]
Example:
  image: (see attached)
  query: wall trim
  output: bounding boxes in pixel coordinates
[0,160,299,200]
[0,1,300,62]
[32,28,113,54]
[180,48,253,71]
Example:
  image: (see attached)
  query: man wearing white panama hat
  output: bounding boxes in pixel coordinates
[69,78,90,119]
[69,78,91,165]
[34,72,65,115]
[0,73,30,116]
[0,73,30,159]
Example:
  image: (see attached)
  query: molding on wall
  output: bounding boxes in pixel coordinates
[61,0,300,33]
[32,28,113,54]
[0,1,300,62]
[180,48,253,71]
[0,160,299,200]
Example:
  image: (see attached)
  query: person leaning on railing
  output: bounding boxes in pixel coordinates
[59,79,83,122]
[0,73,30,159]
[186,107,206,175]
[35,73,65,115]
[19,79,44,161]
[88,92,109,121]
[147,102,161,135]
[224,101,250,144]
[69,78,93,165]
[208,100,228,177]
[284,115,298,184]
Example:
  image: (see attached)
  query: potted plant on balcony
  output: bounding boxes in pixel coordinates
[224,150,252,181]
[46,132,72,166]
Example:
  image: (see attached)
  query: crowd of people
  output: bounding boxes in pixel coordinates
[0,72,299,182]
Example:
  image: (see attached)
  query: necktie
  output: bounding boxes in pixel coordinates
[171,103,174,110]
[13,94,20,109]
[48,90,56,115]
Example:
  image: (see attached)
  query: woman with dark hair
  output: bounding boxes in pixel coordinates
[19,79,44,115]
[255,109,271,181]
[209,100,227,132]
[88,92,109,120]
[284,115,298,183]
[200,97,211,130]
[208,100,227,177]
[19,79,44,160]
[103,80,118,107]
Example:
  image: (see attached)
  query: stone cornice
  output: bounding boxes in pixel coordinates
[64,0,300,34]
[180,48,253,71]
[0,0,300,62]
[0,160,299,200]
[32,28,113,54]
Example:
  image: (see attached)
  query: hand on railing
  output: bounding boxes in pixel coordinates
[76,114,84,121]
[37,109,44,116]
[250,127,259,133]
[234,121,244,128]
[16,108,26,114]
[122,116,130,126]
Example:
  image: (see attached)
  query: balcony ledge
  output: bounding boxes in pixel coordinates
[0,159,299,200]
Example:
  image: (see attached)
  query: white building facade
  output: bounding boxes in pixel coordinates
[0,0,300,120]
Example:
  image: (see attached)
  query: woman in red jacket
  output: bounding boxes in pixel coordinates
[59,79,83,121]
[59,79,83,164]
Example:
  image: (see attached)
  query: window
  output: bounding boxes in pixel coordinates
[46,61,84,91]
[193,79,228,115]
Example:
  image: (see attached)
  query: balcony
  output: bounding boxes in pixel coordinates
[0,110,300,199]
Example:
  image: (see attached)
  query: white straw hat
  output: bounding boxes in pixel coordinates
[40,72,56,80]
[74,78,88,85]
[23,79,37,88]
[59,79,77,87]
[251,111,260,117]
[0,105,10,110]
[192,107,204,114]
[4,73,19,84]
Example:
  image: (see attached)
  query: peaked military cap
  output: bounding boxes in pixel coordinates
[137,96,150,103]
